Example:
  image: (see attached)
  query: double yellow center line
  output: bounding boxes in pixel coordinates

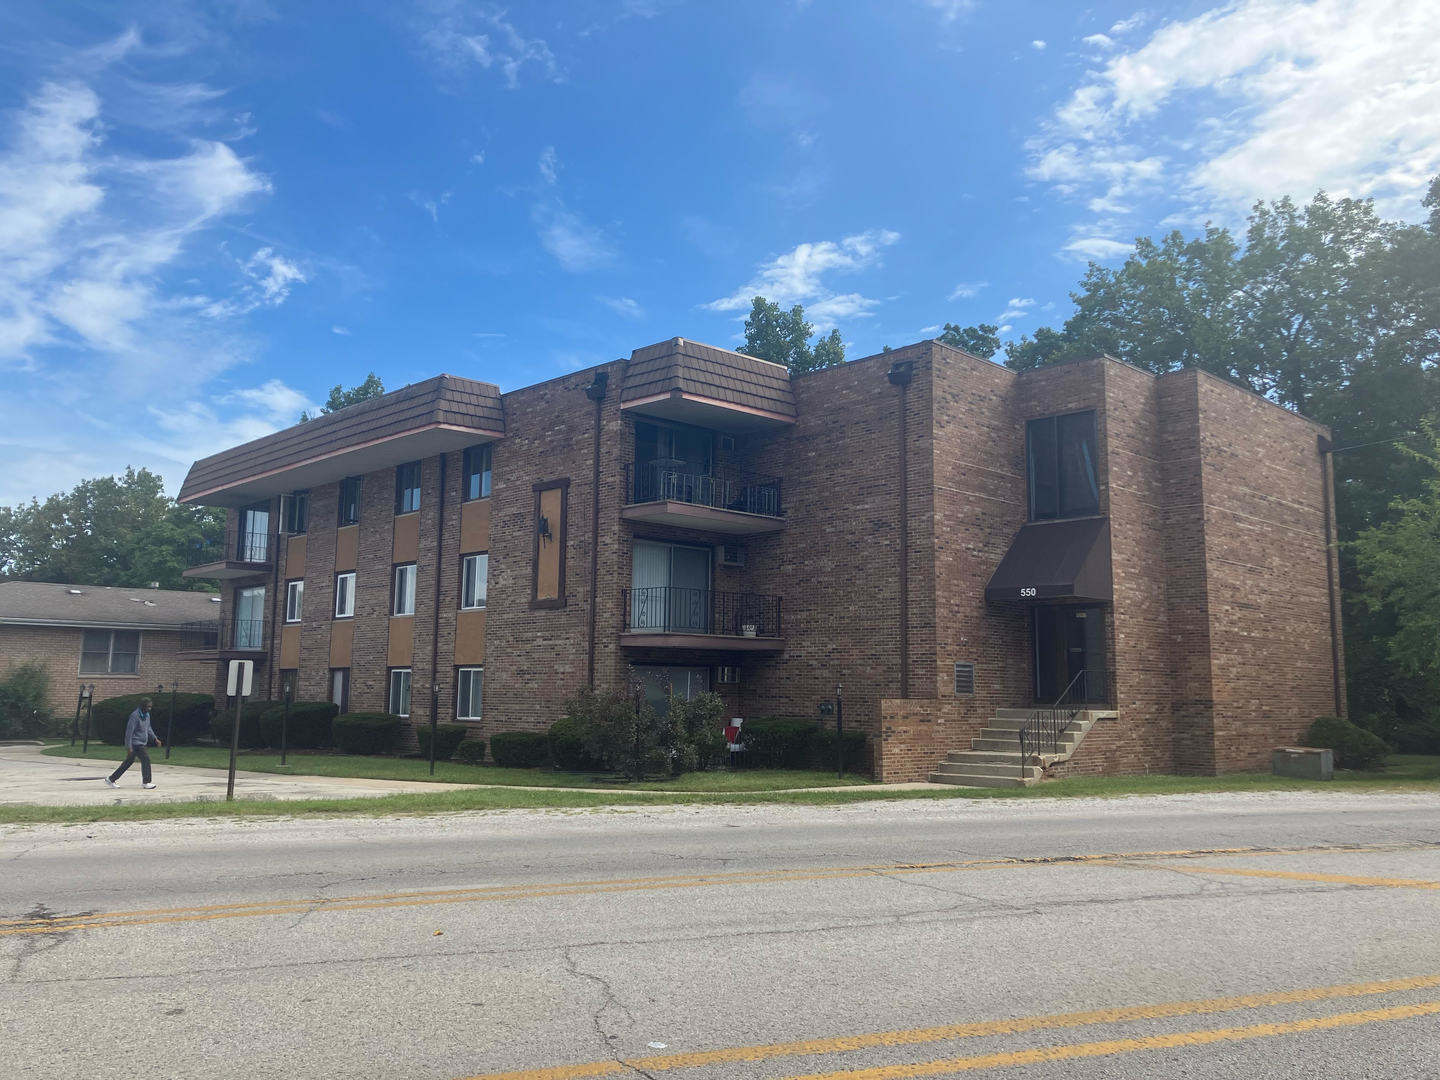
[460,975,1440,1079]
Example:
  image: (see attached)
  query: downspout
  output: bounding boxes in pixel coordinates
[888,359,915,699]
[584,369,610,686]
[266,496,282,699]
[430,454,448,726]
[1317,435,1343,716]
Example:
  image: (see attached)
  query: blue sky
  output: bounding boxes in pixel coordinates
[2,0,1437,505]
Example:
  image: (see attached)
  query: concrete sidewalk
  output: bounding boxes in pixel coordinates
[0,742,479,806]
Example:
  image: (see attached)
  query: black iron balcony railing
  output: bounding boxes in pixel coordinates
[177,619,265,653]
[624,464,782,518]
[623,586,781,637]
[187,529,274,567]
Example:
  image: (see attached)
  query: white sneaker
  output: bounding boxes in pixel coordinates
[104,778,116,788]
[142,782,157,790]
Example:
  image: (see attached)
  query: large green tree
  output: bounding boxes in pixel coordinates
[1000,180,1440,727]
[936,322,1001,359]
[300,373,386,422]
[0,467,222,591]
[737,296,845,374]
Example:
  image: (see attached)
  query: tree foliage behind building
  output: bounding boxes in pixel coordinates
[738,296,845,374]
[299,373,386,422]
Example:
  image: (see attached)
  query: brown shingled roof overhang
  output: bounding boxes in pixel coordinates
[178,375,505,507]
[620,337,796,431]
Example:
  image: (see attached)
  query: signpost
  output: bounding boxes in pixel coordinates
[226,660,254,802]
[80,685,94,753]
[835,683,845,780]
[428,682,440,777]
[71,687,86,747]
[280,674,293,767]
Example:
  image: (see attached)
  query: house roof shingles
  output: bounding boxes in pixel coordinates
[622,338,797,419]
[0,581,221,630]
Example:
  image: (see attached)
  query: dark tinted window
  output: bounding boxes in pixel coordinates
[286,491,308,535]
[463,445,492,501]
[395,462,422,514]
[338,477,361,526]
[1027,412,1099,520]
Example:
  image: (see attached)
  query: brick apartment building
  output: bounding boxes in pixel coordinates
[176,338,1344,782]
[0,580,221,716]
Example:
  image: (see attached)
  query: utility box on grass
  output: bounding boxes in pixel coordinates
[1271,746,1333,781]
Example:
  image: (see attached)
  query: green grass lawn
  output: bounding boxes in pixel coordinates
[12,745,1434,827]
[39,742,873,791]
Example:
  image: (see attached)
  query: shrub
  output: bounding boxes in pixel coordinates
[210,699,271,748]
[89,692,215,746]
[812,726,870,774]
[416,723,467,761]
[490,730,550,768]
[1306,715,1390,770]
[332,713,402,755]
[667,692,727,774]
[742,716,819,769]
[549,712,601,771]
[258,701,340,749]
[0,662,53,739]
[454,737,486,765]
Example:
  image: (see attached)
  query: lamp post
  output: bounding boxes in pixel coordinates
[280,674,293,766]
[71,686,86,747]
[80,685,95,753]
[165,680,179,758]
[428,682,440,777]
[835,683,844,780]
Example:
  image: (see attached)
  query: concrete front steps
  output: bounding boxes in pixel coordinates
[929,708,1110,788]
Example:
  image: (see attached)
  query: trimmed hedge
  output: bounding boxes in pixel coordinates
[89,692,215,746]
[812,726,869,773]
[548,714,602,771]
[258,701,339,750]
[210,699,271,749]
[416,723,467,761]
[454,738,486,765]
[332,713,402,755]
[742,716,819,769]
[490,730,549,768]
[1306,715,1390,771]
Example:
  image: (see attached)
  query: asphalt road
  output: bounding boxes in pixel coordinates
[4,791,1440,1079]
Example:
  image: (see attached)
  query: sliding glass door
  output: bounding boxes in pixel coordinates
[630,540,711,632]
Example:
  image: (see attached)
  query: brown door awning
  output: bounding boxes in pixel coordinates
[985,517,1112,603]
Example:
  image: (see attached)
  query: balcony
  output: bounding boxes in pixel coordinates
[175,619,266,660]
[182,530,275,580]
[621,465,785,535]
[620,587,783,651]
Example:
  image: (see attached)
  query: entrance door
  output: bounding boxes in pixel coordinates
[1033,605,1106,704]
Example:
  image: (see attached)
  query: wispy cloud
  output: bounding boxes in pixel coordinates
[1031,40,1047,50]
[919,0,977,23]
[419,4,560,89]
[705,229,901,328]
[331,325,351,336]
[537,145,558,185]
[530,147,615,272]
[948,280,988,301]
[408,190,451,223]
[995,297,1036,322]
[599,295,644,318]
[1029,0,1440,242]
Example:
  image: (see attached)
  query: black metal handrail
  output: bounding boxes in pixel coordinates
[187,529,274,567]
[623,464,782,517]
[623,586,781,637]
[1018,668,1093,779]
[177,619,264,652]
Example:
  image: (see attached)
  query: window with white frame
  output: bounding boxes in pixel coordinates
[80,629,141,675]
[461,553,488,610]
[457,667,483,720]
[334,571,356,618]
[388,668,411,717]
[393,563,417,616]
[285,579,304,623]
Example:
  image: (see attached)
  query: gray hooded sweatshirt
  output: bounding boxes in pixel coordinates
[124,707,155,750]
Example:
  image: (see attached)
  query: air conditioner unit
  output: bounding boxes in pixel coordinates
[716,665,740,684]
[719,544,746,568]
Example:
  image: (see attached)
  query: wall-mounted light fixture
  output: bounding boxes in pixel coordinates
[538,514,552,542]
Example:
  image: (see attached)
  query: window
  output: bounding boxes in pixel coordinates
[395,461,422,515]
[457,667,483,719]
[334,572,356,618]
[461,553,488,610]
[238,503,271,562]
[463,445,492,501]
[284,580,304,623]
[338,477,361,526]
[80,629,140,675]
[629,540,711,632]
[285,491,309,535]
[388,668,412,717]
[235,586,266,649]
[330,668,350,713]
[393,563,417,616]
[632,665,708,717]
[1027,411,1100,521]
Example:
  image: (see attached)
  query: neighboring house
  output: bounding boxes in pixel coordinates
[176,337,1344,783]
[0,580,222,717]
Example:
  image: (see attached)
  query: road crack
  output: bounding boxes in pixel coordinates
[561,945,656,1080]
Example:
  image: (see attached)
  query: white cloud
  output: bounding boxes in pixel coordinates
[332,325,350,335]
[920,0,977,23]
[1110,12,1148,35]
[1062,236,1135,261]
[1083,33,1116,49]
[1031,40,1047,51]
[470,151,486,166]
[1030,0,1440,226]
[996,297,1036,321]
[948,280,988,300]
[408,190,451,223]
[599,295,643,318]
[534,205,614,272]
[705,229,901,328]
[420,7,560,89]
[538,145,558,185]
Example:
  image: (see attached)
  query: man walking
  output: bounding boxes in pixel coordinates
[104,698,162,789]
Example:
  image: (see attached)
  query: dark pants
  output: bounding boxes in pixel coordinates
[110,746,152,784]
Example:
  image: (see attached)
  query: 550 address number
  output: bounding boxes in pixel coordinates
[1019,588,1037,598]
